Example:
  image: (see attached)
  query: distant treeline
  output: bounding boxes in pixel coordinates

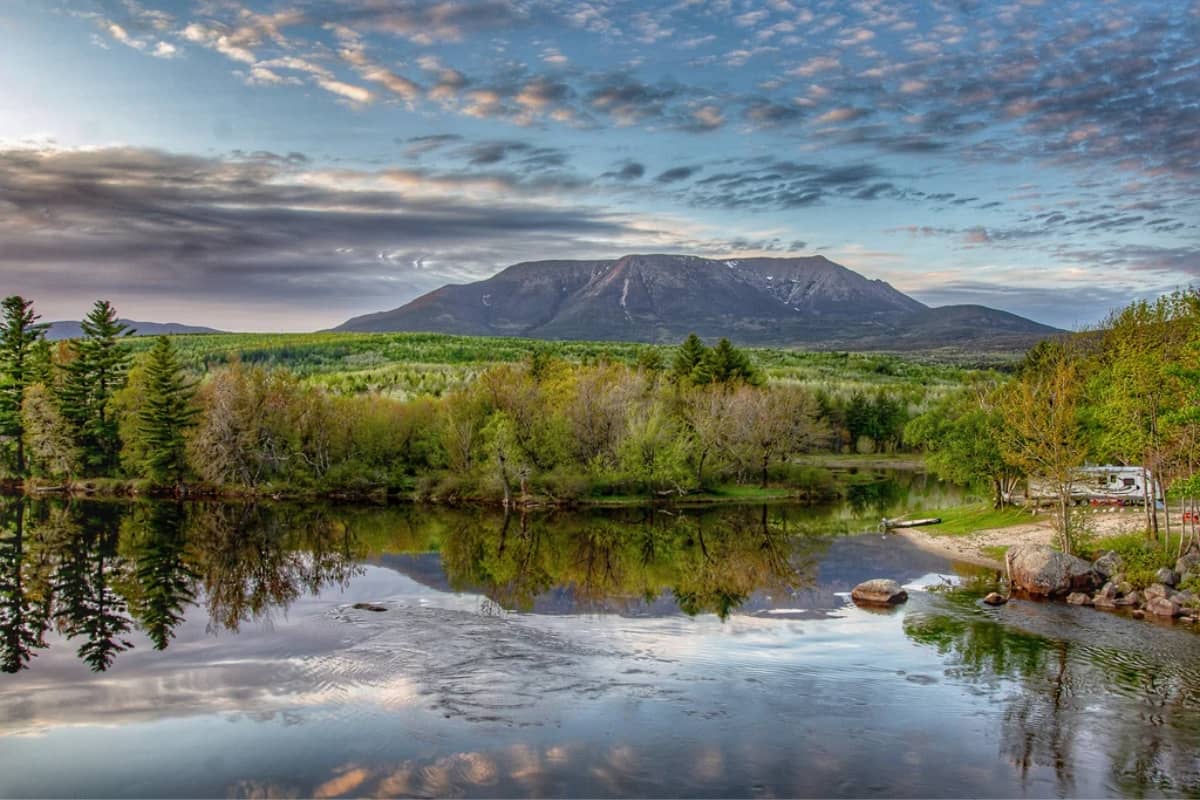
[1,299,944,503]
[115,328,985,401]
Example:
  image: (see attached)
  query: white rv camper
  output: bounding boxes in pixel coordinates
[1028,465,1163,506]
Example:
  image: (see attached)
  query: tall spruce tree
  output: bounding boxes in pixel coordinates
[696,338,760,386]
[0,297,49,476]
[673,334,709,382]
[59,301,134,474]
[137,337,196,484]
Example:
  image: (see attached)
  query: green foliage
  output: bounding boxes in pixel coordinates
[905,381,1018,507]
[0,296,49,475]
[134,338,198,485]
[1077,533,1180,589]
[21,384,79,480]
[58,301,134,474]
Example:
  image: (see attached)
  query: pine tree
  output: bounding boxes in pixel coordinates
[58,301,134,474]
[673,334,709,382]
[0,297,49,476]
[697,338,760,386]
[137,337,197,484]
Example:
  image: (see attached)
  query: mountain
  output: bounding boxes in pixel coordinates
[336,253,1060,350]
[45,319,222,340]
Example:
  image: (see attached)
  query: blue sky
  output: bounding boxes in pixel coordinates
[0,0,1196,330]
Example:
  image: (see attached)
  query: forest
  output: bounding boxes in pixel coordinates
[0,298,950,504]
[1,292,1199,556]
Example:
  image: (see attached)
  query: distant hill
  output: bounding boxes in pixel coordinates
[45,319,222,341]
[336,253,1060,350]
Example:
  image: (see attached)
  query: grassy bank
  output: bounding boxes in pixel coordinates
[912,504,1032,536]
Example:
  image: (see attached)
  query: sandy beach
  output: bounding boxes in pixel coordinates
[898,507,1150,568]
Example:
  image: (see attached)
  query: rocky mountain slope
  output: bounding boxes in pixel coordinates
[337,254,1059,349]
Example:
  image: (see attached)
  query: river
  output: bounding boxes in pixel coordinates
[0,472,1197,797]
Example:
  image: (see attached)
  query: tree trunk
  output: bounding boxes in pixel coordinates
[760,455,769,489]
[497,448,512,509]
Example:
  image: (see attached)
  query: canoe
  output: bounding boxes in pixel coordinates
[882,517,942,529]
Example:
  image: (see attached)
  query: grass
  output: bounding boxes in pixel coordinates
[910,503,1032,536]
[980,544,1010,562]
[1078,531,1186,589]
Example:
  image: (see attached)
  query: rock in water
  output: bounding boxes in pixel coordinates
[352,602,388,612]
[982,592,1008,606]
[851,579,908,606]
[1066,592,1093,606]
[1005,545,1098,598]
[1146,596,1181,618]
[1093,582,1119,609]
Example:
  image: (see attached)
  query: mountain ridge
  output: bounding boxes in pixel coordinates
[45,319,223,341]
[336,254,1060,350]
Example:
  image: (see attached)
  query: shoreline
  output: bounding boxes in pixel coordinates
[897,508,1148,568]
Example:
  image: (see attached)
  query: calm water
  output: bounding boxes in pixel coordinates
[1,476,1198,798]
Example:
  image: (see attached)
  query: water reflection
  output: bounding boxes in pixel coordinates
[1,493,1199,798]
[439,505,824,618]
[0,498,362,671]
[0,494,952,672]
[905,590,1200,796]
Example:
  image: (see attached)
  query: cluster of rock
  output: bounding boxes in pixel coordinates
[1004,544,1200,623]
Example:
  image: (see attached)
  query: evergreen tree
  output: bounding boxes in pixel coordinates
[137,337,197,485]
[0,297,49,476]
[125,503,196,650]
[697,338,760,385]
[58,301,134,474]
[672,334,709,382]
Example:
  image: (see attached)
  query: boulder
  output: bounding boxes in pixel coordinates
[1155,568,1180,587]
[1093,551,1123,580]
[851,579,908,606]
[1175,590,1197,608]
[1176,550,1200,577]
[982,592,1008,606]
[1145,596,1181,618]
[1066,592,1093,606]
[1132,609,1146,620]
[352,602,387,612]
[1145,583,1170,600]
[1115,591,1142,607]
[1093,582,1118,609]
[1005,545,1098,598]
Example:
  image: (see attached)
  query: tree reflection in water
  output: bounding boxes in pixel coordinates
[0,498,361,671]
[439,504,825,619]
[0,499,827,670]
[904,591,1200,797]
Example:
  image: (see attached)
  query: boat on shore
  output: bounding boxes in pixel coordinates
[881,517,942,530]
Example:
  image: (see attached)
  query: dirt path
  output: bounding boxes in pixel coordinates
[898,508,1147,569]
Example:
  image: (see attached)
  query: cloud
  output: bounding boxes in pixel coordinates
[586,75,684,125]
[687,160,890,209]
[655,165,701,183]
[0,146,704,328]
[600,161,645,181]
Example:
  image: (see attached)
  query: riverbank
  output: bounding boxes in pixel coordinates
[897,507,1147,568]
[8,475,848,508]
